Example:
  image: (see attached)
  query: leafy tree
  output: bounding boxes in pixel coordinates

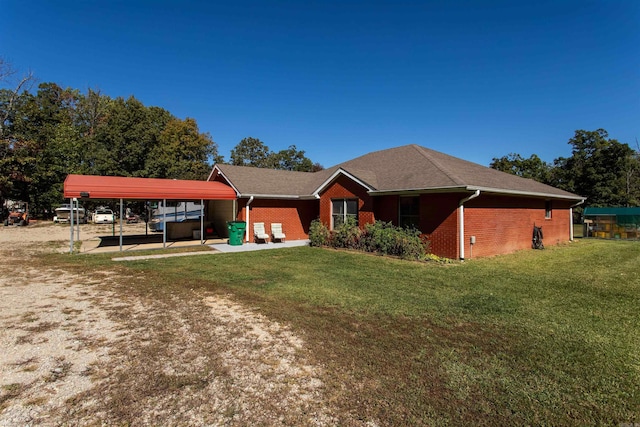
[491,129,640,207]
[0,59,35,208]
[230,137,271,167]
[146,117,222,180]
[553,129,638,206]
[490,153,551,183]
[230,138,320,172]
[3,82,81,215]
[267,144,315,171]
[90,96,172,177]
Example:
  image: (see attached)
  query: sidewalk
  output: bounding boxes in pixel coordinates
[211,240,309,253]
[110,239,310,261]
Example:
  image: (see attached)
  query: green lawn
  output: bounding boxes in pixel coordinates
[57,239,640,425]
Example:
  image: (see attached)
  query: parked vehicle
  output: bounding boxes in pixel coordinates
[93,208,116,224]
[54,204,87,224]
[125,207,140,224]
[4,201,29,226]
[149,201,202,232]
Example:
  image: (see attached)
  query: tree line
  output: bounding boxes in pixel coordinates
[0,62,319,217]
[490,129,640,208]
[3,61,637,217]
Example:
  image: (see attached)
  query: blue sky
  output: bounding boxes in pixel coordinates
[2,1,638,168]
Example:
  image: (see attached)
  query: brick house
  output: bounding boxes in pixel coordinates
[209,144,584,259]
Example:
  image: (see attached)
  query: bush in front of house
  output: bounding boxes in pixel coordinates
[309,219,331,247]
[309,218,428,261]
[359,221,426,260]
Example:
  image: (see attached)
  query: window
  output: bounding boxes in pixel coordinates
[545,201,552,219]
[399,196,420,229]
[332,199,358,228]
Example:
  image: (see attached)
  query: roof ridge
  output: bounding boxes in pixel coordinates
[412,145,465,185]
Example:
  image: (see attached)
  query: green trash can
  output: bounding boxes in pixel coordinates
[227,221,246,246]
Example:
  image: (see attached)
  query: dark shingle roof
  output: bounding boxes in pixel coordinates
[213,145,583,200]
[213,164,320,197]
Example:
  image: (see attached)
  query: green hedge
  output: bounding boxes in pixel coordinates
[309,219,429,261]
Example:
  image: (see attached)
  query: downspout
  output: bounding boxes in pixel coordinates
[570,199,585,241]
[245,196,254,242]
[459,190,481,261]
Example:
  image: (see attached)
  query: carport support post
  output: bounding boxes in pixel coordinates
[69,198,74,253]
[200,198,204,245]
[75,198,80,242]
[119,198,123,252]
[163,199,167,249]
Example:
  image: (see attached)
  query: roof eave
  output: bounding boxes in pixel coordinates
[466,186,584,201]
[312,168,375,197]
[368,186,470,196]
[369,185,584,201]
[237,193,318,200]
[208,165,241,197]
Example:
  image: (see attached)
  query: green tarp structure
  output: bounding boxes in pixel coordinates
[583,207,640,239]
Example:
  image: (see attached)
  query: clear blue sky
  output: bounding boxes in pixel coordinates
[2,1,638,168]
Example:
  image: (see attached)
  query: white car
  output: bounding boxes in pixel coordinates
[93,209,115,224]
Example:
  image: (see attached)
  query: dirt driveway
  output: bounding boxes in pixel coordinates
[0,223,345,426]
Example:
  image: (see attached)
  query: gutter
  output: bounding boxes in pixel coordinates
[459,190,481,261]
[369,185,583,201]
[569,198,586,241]
[245,196,254,242]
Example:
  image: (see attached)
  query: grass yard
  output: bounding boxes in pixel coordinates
[53,239,640,426]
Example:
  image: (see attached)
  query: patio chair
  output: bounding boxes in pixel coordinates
[253,222,269,243]
[271,223,286,243]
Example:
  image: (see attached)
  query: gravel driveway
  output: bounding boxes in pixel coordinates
[0,223,344,426]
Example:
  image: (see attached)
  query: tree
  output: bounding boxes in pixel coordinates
[490,153,551,183]
[230,138,321,171]
[0,59,35,208]
[491,129,640,208]
[146,117,222,180]
[90,96,172,177]
[550,129,639,207]
[230,137,271,168]
[267,145,315,171]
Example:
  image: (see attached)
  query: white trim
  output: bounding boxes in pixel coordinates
[312,168,374,198]
[207,165,241,197]
[458,190,481,261]
[569,199,585,241]
[245,196,254,242]
[371,185,583,201]
[238,193,316,200]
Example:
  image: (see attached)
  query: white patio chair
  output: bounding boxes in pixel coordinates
[271,223,286,243]
[253,222,269,243]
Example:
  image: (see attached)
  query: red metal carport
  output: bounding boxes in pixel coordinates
[63,174,237,252]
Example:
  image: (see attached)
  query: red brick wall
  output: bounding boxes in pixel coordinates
[236,199,318,241]
[374,195,399,223]
[319,175,375,229]
[419,194,460,259]
[463,195,572,258]
[372,193,573,259]
[375,193,460,259]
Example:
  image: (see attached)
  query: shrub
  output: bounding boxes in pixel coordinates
[360,221,421,259]
[309,219,330,247]
[331,217,361,250]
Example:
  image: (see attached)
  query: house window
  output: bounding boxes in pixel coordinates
[332,199,358,229]
[545,201,552,219]
[399,196,420,229]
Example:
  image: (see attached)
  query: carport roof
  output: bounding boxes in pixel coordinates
[63,174,236,200]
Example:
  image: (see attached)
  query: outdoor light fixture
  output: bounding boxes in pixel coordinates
[80,191,90,198]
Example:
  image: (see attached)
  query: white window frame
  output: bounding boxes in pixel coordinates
[331,199,358,229]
